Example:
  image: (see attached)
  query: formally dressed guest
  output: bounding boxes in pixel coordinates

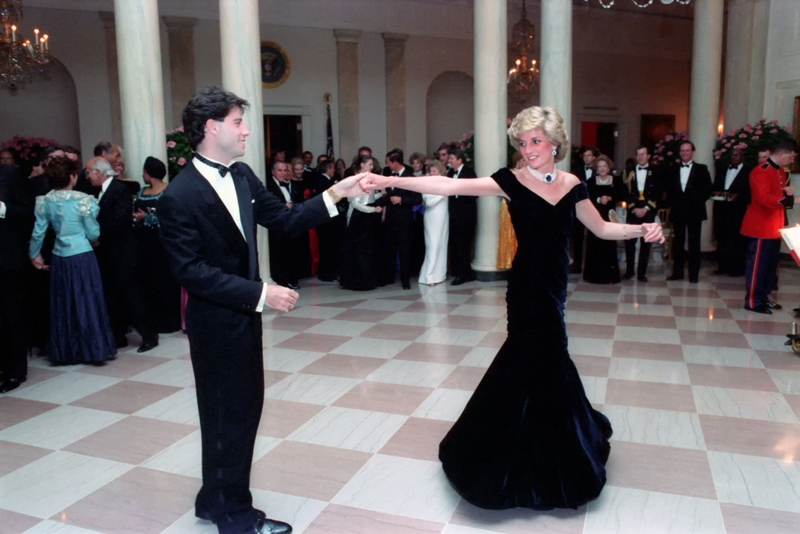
[289,158,313,279]
[74,141,118,196]
[713,147,751,277]
[0,149,16,166]
[0,162,34,392]
[447,147,477,285]
[409,152,426,176]
[409,152,428,272]
[623,146,662,282]
[758,147,772,165]
[343,146,373,178]
[312,160,346,282]
[132,157,181,333]
[334,158,347,181]
[584,156,627,284]
[86,157,159,352]
[381,148,422,289]
[740,139,798,313]
[265,161,300,289]
[29,157,116,365]
[419,159,449,286]
[437,144,451,171]
[302,151,314,172]
[112,147,142,196]
[570,146,598,274]
[664,141,713,283]
[157,86,364,534]
[340,156,384,291]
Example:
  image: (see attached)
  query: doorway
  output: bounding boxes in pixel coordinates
[581,121,617,163]
[264,114,302,166]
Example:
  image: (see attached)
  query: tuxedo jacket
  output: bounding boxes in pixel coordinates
[0,164,35,270]
[665,163,712,223]
[380,167,422,219]
[713,164,752,222]
[625,165,663,223]
[96,179,137,266]
[448,166,478,224]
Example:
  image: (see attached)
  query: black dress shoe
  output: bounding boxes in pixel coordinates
[622,272,635,281]
[245,518,292,534]
[451,278,465,286]
[137,339,159,353]
[637,275,648,283]
[745,304,772,315]
[0,376,26,393]
[767,301,783,310]
[667,274,684,281]
[402,283,411,290]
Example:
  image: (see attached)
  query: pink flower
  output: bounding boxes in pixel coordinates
[169,157,176,161]
[771,129,778,133]
[665,135,673,141]
[787,126,793,132]
[755,130,763,135]
[177,126,184,132]
[714,151,722,158]
[771,119,779,124]
[752,136,759,140]
[667,151,673,156]
[725,143,731,147]
[177,157,187,165]
[739,133,747,138]
[721,148,727,153]
[167,141,176,148]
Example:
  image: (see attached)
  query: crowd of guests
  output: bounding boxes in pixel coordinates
[0,141,181,393]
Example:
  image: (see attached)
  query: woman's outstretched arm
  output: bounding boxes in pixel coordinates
[359,172,506,198]
[576,199,664,243]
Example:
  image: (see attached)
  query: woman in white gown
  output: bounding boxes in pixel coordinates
[419,159,449,285]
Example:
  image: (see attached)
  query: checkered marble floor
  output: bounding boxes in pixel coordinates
[4,261,800,534]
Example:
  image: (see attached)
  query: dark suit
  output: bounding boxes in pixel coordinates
[665,162,712,281]
[157,160,331,529]
[625,165,663,278]
[265,176,301,286]
[713,163,751,276]
[96,179,156,344]
[448,165,478,281]
[0,164,34,382]
[381,166,422,286]
[310,172,346,281]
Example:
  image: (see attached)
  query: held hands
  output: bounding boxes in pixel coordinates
[265,284,299,313]
[358,172,390,192]
[390,196,402,205]
[374,206,383,213]
[333,174,369,199]
[641,222,665,244]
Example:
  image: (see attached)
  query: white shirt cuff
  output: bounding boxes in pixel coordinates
[256,283,268,312]
[0,201,6,218]
[322,191,339,217]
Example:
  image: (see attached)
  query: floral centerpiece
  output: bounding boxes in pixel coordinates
[1,135,60,170]
[652,130,690,168]
[166,126,192,179]
[451,119,516,170]
[714,119,793,168]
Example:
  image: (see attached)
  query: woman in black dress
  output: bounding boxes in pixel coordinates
[361,106,663,510]
[584,155,627,284]
[132,157,181,333]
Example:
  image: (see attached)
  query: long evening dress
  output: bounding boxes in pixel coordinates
[340,191,382,291]
[418,192,449,285]
[438,168,612,510]
[583,176,627,284]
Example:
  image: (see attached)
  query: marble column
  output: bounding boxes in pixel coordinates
[471,0,507,279]
[334,29,361,162]
[383,33,408,152]
[539,0,572,172]
[113,0,167,183]
[689,0,724,252]
[723,0,754,132]
[99,11,123,146]
[163,16,197,130]
[747,0,770,123]
[219,0,270,280]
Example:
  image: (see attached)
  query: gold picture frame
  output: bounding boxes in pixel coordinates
[260,41,290,89]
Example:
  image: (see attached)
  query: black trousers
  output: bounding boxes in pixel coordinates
[449,215,476,280]
[0,266,28,380]
[316,221,343,281]
[383,212,415,285]
[99,259,156,343]
[672,220,703,280]
[624,238,652,277]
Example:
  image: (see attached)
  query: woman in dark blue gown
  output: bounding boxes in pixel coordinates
[361,106,663,510]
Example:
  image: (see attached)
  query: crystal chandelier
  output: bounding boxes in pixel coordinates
[1,0,51,89]
[586,0,691,8]
[507,0,539,106]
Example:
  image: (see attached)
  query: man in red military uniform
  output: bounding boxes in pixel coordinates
[740,138,798,314]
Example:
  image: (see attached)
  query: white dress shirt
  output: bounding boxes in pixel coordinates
[635,166,649,195]
[98,176,114,201]
[680,162,693,192]
[724,163,742,191]
[271,175,292,203]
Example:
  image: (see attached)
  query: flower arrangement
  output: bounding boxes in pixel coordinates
[714,119,793,168]
[166,126,192,179]
[454,119,516,170]
[0,135,60,167]
[652,130,690,168]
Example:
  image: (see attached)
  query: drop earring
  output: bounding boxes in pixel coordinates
[551,148,557,156]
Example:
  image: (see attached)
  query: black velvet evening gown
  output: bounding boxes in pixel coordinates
[583,176,626,284]
[439,168,612,510]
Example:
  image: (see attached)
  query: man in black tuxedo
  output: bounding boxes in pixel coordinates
[311,160,346,281]
[381,148,422,289]
[571,146,598,274]
[713,146,751,277]
[665,141,713,283]
[623,146,662,282]
[265,161,301,290]
[86,157,158,352]
[0,163,35,393]
[157,86,362,534]
[447,147,478,285]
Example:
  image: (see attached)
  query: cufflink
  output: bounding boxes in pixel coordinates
[251,199,255,203]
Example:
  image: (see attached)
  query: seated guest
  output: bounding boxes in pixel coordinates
[133,157,181,333]
[584,155,627,284]
[29,157,116,364]
[419,159,449,286]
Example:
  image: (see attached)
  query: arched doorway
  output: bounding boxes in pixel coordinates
[426,71,474,156]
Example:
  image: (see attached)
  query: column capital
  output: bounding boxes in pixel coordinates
[163,16,198,32]
[334,29,362,43]
[98,11,115,29]
[382,32,410,46]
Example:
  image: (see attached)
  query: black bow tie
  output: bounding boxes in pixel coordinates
[681,163,692,168]
[279,181,291,189]
[637,166,648,171]
[195,153,238,177]
[585,167,592,171]
[729,164,740,170]
[391,172,399,177]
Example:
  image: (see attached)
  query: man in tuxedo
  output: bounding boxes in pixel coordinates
[381,148,422,289]
[302,151,313,172]
[0,163,34,393]
[265,161,301,290]
[447,147,478,285]
[665,141,713,283]
[86,157,159,352]
[712,147,751,277]
[740,139,798,314]
[623,146,662,282]
[343,146,372,178]
[571,146,599,274]
[157,86,362,534]
[312,160,346,281]
[437,144,451,169]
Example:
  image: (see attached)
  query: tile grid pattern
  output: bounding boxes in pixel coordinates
[3,263,800,533]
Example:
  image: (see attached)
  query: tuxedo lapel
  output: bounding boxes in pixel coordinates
[232,171,259,280]
[188,166,248,251]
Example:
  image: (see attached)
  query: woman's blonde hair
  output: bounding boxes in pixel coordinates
[425,159,446,176]
[507,106,570,163]
[594,154,614,172]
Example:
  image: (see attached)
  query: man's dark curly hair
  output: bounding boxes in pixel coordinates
[182,86,250,151]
